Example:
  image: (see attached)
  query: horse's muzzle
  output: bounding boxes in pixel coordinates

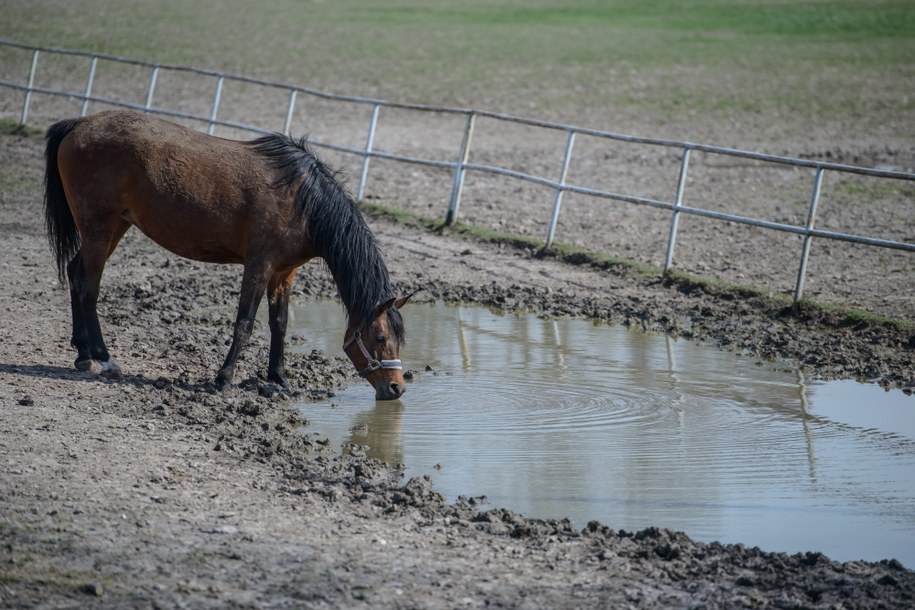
[376,381,405,401]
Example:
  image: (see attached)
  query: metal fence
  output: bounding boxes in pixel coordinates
[1,39,913,305]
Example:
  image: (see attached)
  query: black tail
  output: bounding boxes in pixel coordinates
[44,118,80,282]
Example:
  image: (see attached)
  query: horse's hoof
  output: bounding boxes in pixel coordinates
[74,358,94,372]
[215,373,234,391]
[268,373,289,389]
[99,359,123,381]
[82,359,106,375]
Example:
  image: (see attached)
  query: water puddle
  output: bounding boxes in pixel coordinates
[285,299,915,567]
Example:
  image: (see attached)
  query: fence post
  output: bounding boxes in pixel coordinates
[445,112,476,226]
[19,49,39,126]
[793,167,825,304]
[357,103,381,201]
[545,130,577,249]
[144,66,159,111]
[207,75,224,135]
[283,88,298,136]
[663,147,692,274]
[79,56,98,117]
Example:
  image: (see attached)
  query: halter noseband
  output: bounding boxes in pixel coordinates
[342,331,402,378]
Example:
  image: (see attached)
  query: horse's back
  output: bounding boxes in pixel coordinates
[63,110,251,177]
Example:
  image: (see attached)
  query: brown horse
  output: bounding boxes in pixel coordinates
[44,110,408,400]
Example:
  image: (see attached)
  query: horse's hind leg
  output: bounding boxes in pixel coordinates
[70,220,130,379]
[266,268,298,387]
[66,251,92,368]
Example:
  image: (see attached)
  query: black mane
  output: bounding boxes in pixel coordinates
[248,134,404,342]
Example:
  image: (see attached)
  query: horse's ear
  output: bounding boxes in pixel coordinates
[394,293,413,310]
[376,293,413,316]
[375,297,398,316]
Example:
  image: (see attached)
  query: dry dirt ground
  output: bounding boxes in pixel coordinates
[1,118,914,610]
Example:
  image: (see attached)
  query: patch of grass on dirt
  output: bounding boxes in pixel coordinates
[0,118,43,137]
[802,300,915,333]
[360,199,658,276]
[359,200,438,231]
[828,178,915,201]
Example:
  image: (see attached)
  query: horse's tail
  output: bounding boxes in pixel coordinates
[44,118,80,283]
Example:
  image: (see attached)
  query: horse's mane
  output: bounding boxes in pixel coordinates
[248,134,404,342]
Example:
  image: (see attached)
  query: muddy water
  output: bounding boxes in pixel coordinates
[287,300,915,566]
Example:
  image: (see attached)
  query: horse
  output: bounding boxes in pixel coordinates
[44,109,408,400]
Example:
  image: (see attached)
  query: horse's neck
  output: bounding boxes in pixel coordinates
[320,236,390,328]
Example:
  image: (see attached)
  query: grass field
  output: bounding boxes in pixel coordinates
[2,0,913,147]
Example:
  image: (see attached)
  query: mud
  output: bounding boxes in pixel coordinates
[1,125,914,609]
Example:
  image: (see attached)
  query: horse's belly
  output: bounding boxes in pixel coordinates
[121,209,244,264]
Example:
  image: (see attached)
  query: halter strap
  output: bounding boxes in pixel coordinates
[342,331,402,378]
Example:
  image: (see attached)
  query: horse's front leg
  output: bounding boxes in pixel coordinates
[266,269,298,388]
[217,262,270,389]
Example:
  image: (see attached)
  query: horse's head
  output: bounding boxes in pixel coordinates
[343,296,409,401]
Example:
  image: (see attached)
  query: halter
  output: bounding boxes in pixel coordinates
[342,331,402,378]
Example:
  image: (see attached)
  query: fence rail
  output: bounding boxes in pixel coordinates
[1,39,912,305]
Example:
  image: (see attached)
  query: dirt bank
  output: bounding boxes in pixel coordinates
[1,127,914,609]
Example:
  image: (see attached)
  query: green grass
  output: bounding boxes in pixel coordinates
[828,178,915,201]
[2,0,912,131]
[0,118,43,137]
[798,299,915,333]
[360,200,657,275]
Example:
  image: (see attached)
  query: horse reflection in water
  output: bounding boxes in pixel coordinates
[344,401,406,464]
[44,110,408,400]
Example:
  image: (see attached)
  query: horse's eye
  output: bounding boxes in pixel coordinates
[375,335,386,344]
